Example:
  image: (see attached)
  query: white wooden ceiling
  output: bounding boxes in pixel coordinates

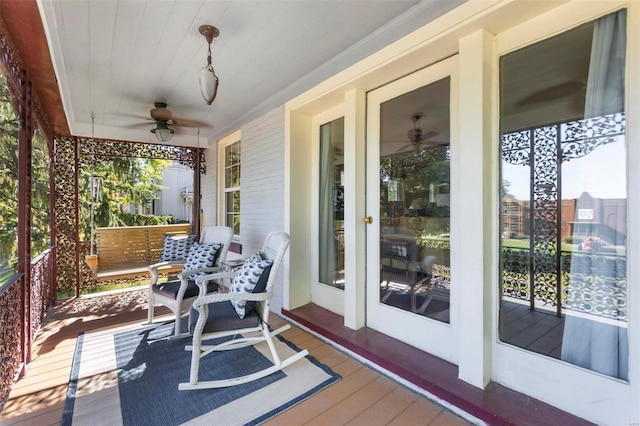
[37,0,464,147]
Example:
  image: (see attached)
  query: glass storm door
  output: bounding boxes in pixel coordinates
[313,112,345,315]
[366,58,457,361]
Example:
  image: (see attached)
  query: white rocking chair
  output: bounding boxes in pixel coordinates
[146,226,233,337]
[179,231,308,390]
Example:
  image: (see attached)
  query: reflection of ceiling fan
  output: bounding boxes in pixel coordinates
[396,114,440,152]
[126,102,209,142]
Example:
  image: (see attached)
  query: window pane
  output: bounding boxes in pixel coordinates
[229,165,240,188]
[225,190,240,234]
[318,117,344,289]
[224,141,240,234]
[499,10,628,380]
[379,77,451,323]
[225,141,240,167]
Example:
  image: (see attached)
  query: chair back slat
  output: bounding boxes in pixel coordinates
[261,231,290,294]
[200,226,234,266]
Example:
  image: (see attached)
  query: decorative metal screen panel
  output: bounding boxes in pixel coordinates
[54,136,205,293]
[30,249,55,340]
[500,113,627,320]
[0,277,24,410]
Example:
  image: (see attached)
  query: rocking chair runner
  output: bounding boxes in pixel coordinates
[146,226,234,337]
[179,231,308,390]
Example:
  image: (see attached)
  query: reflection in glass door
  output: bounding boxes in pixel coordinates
[498,9,628,380]
[319,117,345,289]
[366,57,457,361]
[379,80,451,323]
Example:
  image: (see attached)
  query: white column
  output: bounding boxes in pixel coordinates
[344,88,366,329]
[284,109,313,310]
[457,29,494,388]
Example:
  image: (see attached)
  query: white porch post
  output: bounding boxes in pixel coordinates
[344,88,366,329]
[457,29,494,388]
[284,110,313,310]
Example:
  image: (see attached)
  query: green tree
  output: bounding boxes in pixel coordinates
[0,75,52,273]
[31,130,52,257]
[79,158,172,242]
[0,77,19,269]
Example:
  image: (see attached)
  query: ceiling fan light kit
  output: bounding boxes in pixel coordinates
[199,24,220,105]
[151,120,174,142]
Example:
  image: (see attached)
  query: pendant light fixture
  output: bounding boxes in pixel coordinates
[199,24,220,105]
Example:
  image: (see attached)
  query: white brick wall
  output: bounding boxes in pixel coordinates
[200,106,287,312]
[240,105,287,312]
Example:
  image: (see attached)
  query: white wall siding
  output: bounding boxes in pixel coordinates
[156,164,193,222]
[201,142,218,228]
[241,105,287,312]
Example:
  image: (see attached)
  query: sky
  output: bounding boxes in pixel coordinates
[502,138,626,201]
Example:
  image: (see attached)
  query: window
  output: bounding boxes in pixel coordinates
[222,138,240,235]
[318,117,344,289]
[498,10,627,380]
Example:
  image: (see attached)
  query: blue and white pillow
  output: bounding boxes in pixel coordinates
[183,243,222,280]
[159,234,196,262]
[229,252,273,318]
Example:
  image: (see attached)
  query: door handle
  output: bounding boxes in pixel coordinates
[364,216,373,224]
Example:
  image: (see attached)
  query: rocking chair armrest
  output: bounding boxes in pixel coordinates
[177,266,224,281]
[148,260,185,271]
[192,290,271,309]
[147,261,185,285]
[193,270,238,295]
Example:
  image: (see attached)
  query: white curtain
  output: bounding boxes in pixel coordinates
[318,124,336,285]
[561,9,628,380]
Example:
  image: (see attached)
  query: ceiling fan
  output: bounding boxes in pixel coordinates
[395,114,441,152]
[126,102,209,142]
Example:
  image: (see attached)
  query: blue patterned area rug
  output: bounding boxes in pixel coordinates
[62,321,339,425]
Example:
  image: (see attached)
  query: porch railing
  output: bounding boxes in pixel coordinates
[0,248,56,411]
[501,247,627,321]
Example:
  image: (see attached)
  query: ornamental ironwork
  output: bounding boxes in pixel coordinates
[54,137,79,295]
[500,113,627,320]
[54,136,206,293]
[79,137,206,173]
[0,277,24,411]
[29,249,55,342]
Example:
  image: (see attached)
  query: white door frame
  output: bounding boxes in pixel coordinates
[491,2,637,424]
[311,105,345,316]
[365,57,459,364]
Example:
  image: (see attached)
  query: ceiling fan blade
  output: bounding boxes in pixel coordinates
[420,140,448,148]
[396,143,413,152]
[420,130,439,141]
[171,117,211,128]
[121,122,153,129]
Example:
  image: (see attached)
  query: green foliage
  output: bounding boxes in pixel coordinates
[0,77,20,269]
[31,130,51,256]
[0,75,52,274]
[119,212,172,226]
[79,158,172,240]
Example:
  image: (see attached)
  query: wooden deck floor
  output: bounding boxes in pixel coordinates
[0,288,476,426]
